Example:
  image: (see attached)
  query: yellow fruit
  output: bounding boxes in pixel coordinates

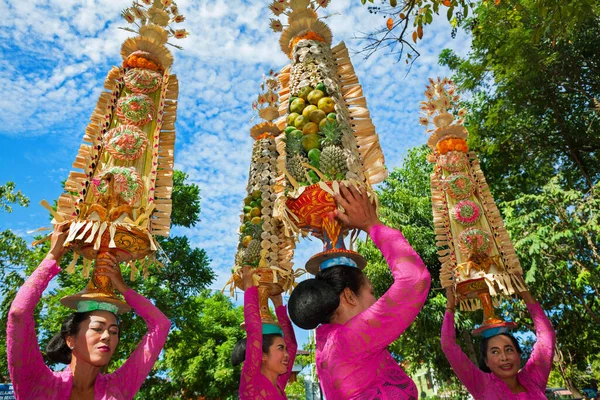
[250,207,261,217]
[244,196,252,206]
[307,89,325,105]
[309,109,327,124]
[297,86,313,100]
[302,105,318,118]
[290,98,306,114]
[251,216,261,225]
[319,118,329,129]
[294,115,309,130]
[317,97,335,114]
[302,134,321,152]
[242,235,253,247]
[287,113,300,126]
[302,122,319,135]
[252,190,262,199]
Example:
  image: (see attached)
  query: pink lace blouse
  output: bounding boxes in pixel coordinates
[7,258,171,400]
[441,302,556,400]
[315,224,431,399]
[239,286,298,400]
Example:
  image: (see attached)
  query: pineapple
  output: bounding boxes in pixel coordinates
[242,223,262,265]
[319,121,348,179]
[243,239,261,264]
[284,130,309,183]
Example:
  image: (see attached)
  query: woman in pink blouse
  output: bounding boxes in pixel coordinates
[288,184,431,399]
[231,266,298,399]
[441,287,556,400]
[7,224,171,400]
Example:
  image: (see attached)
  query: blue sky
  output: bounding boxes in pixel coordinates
[0,0,471,348]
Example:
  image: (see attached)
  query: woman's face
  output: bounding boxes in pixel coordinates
[262,336,289,376]
[356,278,377,313]
[69,311,119,367]
[484,335,521,379]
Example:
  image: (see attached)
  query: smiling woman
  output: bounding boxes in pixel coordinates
[441,288,556,400]
[6,224,171,400]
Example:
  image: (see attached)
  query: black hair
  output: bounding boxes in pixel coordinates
[478,332,523,372]
[288,265,367,330]
[231,333,283,367]
[46,311,119,364]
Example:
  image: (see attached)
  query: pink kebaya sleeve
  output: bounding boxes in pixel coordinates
[241,286,262,380]
[441,310,487,396]
[7,259,60,396]
[342,224,431,355]
[108,289,170,398]
[520,302,555,390]
[276,305,297,389]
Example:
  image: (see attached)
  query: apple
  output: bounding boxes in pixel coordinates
[317,97,335,114]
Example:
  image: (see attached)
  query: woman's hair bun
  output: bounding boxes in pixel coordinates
[288,278,340,329]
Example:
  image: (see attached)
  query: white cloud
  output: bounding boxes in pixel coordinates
[0,0,472,306]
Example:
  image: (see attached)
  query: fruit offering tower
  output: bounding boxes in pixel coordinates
[51,0,187,313]
[421,77,527,336]
[226,71,298,327]
[269,0,387,274]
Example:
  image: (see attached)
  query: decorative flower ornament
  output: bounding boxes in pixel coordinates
[451,200,481,226]
[121,0,188,41]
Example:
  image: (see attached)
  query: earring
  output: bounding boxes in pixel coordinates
[69,346,74,350]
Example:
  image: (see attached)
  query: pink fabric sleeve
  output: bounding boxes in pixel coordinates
[108,288,170,398]
[7,258,60,395]
[441,310,486,396]
[520,302,555,390]
[343,224,431,355]
[276,305,297,389]
[241,286,262,380]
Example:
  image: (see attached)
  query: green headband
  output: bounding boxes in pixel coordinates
[77,300,120,314]
[262,323,283,336]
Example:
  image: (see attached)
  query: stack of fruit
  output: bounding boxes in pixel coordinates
[283,81,347,185]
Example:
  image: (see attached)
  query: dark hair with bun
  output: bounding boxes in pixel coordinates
[231,333,283,366]
[288,265,367,330]
[478,333,522,372]
[46,311,120,364]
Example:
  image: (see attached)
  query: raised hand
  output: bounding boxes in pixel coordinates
[46,223,70,263]
[96,253,129,294]
[270,293,283,308]
[333,184,380,234]
[446,287,456,313]
[242,265,255,291]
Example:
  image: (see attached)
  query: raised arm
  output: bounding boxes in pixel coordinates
[241,285,263,380]
[519,291,555,390]
[275,302,297,389]
[344,224,431,354]
[99,258,170,398]
[7,225,69,396]
[440,309,487,397]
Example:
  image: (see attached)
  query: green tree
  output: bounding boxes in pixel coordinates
[439,0,600,199]
[0,182,29,213]
[356,0,598,65]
